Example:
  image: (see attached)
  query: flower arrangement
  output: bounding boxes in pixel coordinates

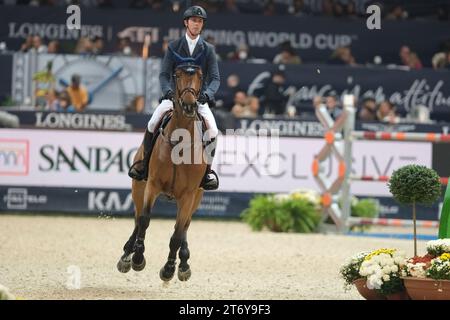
[339,251,369,291]
[426,239,450,256]
[402,239,450,280]
[359,248,407,296]
[427,253,450,280]
[403,254,434,278]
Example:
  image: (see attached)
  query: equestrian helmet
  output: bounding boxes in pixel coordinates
[183,6,207,21]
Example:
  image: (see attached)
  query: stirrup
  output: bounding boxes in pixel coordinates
[201,170,219,190]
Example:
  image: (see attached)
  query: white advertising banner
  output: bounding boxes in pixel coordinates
[0,129,432,196]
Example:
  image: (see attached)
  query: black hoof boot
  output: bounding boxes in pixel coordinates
[131,241,146,272]
[159,261,176,282]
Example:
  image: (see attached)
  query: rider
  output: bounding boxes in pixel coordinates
[128,5,220,190]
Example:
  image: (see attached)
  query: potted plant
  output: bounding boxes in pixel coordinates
[359,248,409,299]
[402,239,450,300]
[241,190,321,233]
[388,165,442,256]
[339,251,385,300]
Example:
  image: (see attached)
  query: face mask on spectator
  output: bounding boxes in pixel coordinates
[238,51,248,60]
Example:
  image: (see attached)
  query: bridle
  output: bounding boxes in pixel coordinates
[174,64,202,118]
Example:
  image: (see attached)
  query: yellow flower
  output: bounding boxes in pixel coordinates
[364,248,396,261]
[440,253,450,261]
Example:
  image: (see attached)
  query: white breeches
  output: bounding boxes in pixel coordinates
[147,99,219,140]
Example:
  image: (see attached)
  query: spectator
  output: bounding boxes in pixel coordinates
[20,35,33,52]
[161,36,170,56]
[31,35,47,53]
[231,90,250,117]
[322,0,334,17]
[386,5,407,20]
[446,51,450,70]
[223,0,240,13]
[333,1,345,17]
[273,43,302,64]
[325,94,342,120]
[245,96,260,117]
[92,36,104,55]
[117,36,134,56]
[65,74,89,112]
[358,98,377,121]
[47,40,59,54]
[407,51,423,70]
[289,0,310,17]
[56,91,76,112]
[259,70,289,115]
[227,43,251,62]
[45,89,59,111]
[345,0,358,19]
[328,46,356,65]
[74,37,93,55]
[377,100,400,124]
[431,52,447,69]
[215,73,241,111]
[263,0,276,16]
[126,95,145,113]
[399,45,410,67]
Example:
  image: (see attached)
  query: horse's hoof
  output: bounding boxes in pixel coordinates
[117,258,131,273]
[159,267,175,282]
[177,268,191,281]
[131,254,146,272]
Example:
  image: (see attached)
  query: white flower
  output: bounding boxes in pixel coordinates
[382,274,390,281]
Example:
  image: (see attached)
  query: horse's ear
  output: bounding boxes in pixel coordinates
[169,46,187,66]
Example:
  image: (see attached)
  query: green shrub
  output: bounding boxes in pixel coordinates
[241,194,321,233]
[350,198,379,232]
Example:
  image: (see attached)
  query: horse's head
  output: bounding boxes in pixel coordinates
[170,46,204,118]
[174,64,203,117]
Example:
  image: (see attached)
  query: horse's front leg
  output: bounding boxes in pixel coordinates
[131,182,159,272]
[159,194,196,282]
[160,190,203,282]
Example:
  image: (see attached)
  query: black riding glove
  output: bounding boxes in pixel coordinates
[160,90,174,102]
[198,92,209,105]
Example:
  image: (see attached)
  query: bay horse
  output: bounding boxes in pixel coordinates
[117,58,211,282]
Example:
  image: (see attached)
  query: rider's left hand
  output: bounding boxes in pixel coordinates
[198,92,209,105]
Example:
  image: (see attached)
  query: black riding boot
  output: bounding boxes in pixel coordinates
[201,137,219,190]
[128,129,154,181]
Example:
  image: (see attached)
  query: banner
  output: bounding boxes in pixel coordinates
[0,186,441,221]
[218,62,450,119]
[0,185,253,218]
[0,129,432,197]
[0,7,448,67]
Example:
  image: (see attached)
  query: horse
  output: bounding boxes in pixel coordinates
[117,60,210,282]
